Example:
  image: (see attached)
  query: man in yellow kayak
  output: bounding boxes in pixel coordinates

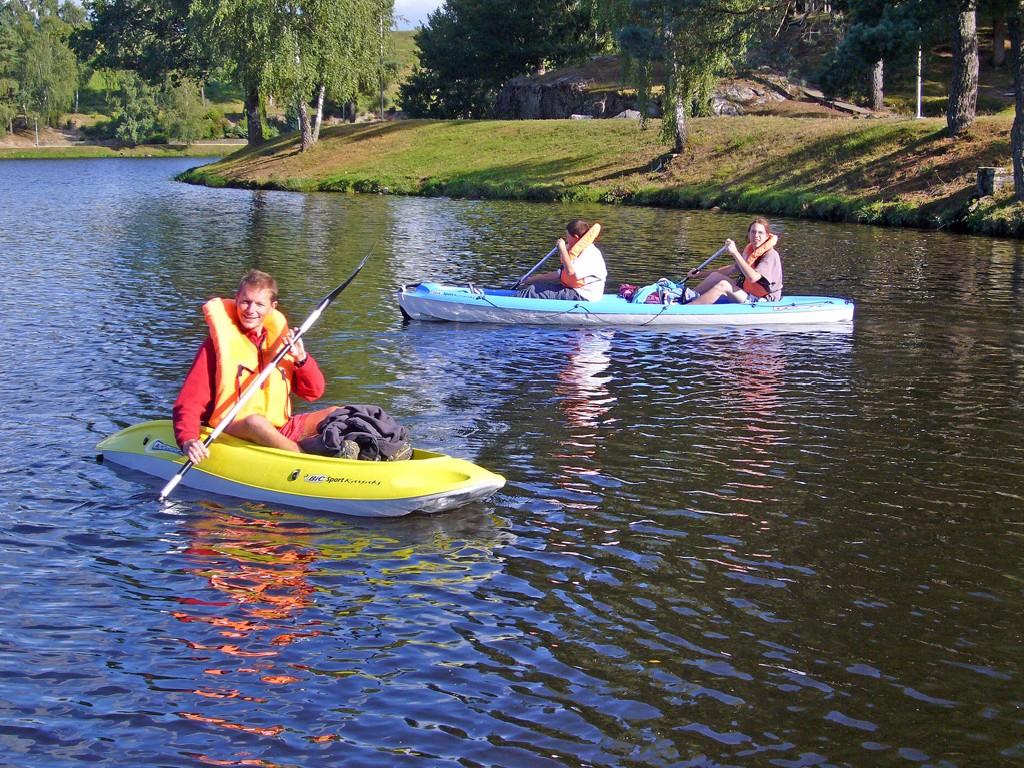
[516,219,607,301]
[172,270,336,466]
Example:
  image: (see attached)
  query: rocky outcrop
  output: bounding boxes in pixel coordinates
[494,74,653,119]
[495,72,791,120]
[710,81,788,116]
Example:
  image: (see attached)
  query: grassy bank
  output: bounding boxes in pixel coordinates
[0,143,240,159]
[179,116,1024,237]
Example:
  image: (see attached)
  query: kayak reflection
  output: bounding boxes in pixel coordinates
[556,331,615,431]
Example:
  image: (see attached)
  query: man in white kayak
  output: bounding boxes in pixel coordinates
[516,219,607,301]
[172,270,336,466]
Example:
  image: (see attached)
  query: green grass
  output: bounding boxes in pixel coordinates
[391,31,418,76]
[179,114,1024,236]
[386,30,418,110]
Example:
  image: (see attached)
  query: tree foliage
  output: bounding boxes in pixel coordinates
[400,0,600,118]
[159,77,207,143]
[73,0,215,84]
[20,26,78,124]
[74,0,392,146]
[108,70,157,144]
[616,0,782,152]
[2,1,81,135]
[817,0,929,101]
[818,0,980,136]
[0,9,21,135]
[267,0,393,149]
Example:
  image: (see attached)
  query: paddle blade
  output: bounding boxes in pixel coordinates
[567,223,601,259]
[158,465,188,501]
[325,251,371,304]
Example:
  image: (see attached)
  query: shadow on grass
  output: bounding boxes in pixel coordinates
[319,119,440,144]
[726,123,940,194]
[705,121,1002,227]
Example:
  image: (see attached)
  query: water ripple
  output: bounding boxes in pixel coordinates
[0,160,1021,766]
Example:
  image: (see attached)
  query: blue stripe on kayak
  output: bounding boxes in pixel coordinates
[409,283,852,315]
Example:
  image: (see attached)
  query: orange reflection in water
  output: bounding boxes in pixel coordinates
[172,510,337,753]
[186,754,279,767]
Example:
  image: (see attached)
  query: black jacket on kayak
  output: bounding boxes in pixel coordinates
[298,404,411,461]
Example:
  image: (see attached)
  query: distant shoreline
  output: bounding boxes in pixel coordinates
[22,117,1024,238]
[0,141,244,159]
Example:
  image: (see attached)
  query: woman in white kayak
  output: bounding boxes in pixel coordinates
[516,219,607,301]
[685,217,784,305]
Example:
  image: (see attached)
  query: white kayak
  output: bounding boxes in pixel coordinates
[398,283,855,326]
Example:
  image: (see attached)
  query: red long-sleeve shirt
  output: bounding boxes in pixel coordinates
[172,330,326,446]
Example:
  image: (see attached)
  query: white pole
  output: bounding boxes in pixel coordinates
[380,15,385,119]
[916,46,923,119]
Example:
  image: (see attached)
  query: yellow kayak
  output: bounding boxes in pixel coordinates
[96,420,505,517]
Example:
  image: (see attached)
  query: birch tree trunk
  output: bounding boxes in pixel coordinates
[665,17,688,153]
[298,100,313,152]
[245,82,263,146]
[672,92,688,153]
[312,84,326,144]
[870,60,884,111]
[1009,12,1024,199]
[947,0,979,137]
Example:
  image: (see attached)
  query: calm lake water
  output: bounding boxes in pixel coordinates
[0,158,1021,767]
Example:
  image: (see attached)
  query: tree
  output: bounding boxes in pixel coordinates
[19,27,78,142]
[992,0,1013,66]
[74,0,215,83]
[269,0,393,151]
[948,0,978,135]
[79,0,393,147]
[818,0,930,109]
[2,1,81,139]
[0,9,21,135]
[818,0,977,135]
[109,70,157,144]
[77,0,232,143]
[1008,1,1024,198]
[401,0,598,119]
[160,77,206,143]
[616,0,782,153]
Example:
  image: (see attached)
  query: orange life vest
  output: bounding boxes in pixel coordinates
[741,233,779,299]
[203,298,295,429]
[560,223,602,289]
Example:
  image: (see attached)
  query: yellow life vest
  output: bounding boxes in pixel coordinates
[203,298,295,429]
[560,223,602,289]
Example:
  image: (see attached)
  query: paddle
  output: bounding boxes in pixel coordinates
[158,253,371,502]
[512,246,558,289]
[513,223,602,289]
[684,244,730,281]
